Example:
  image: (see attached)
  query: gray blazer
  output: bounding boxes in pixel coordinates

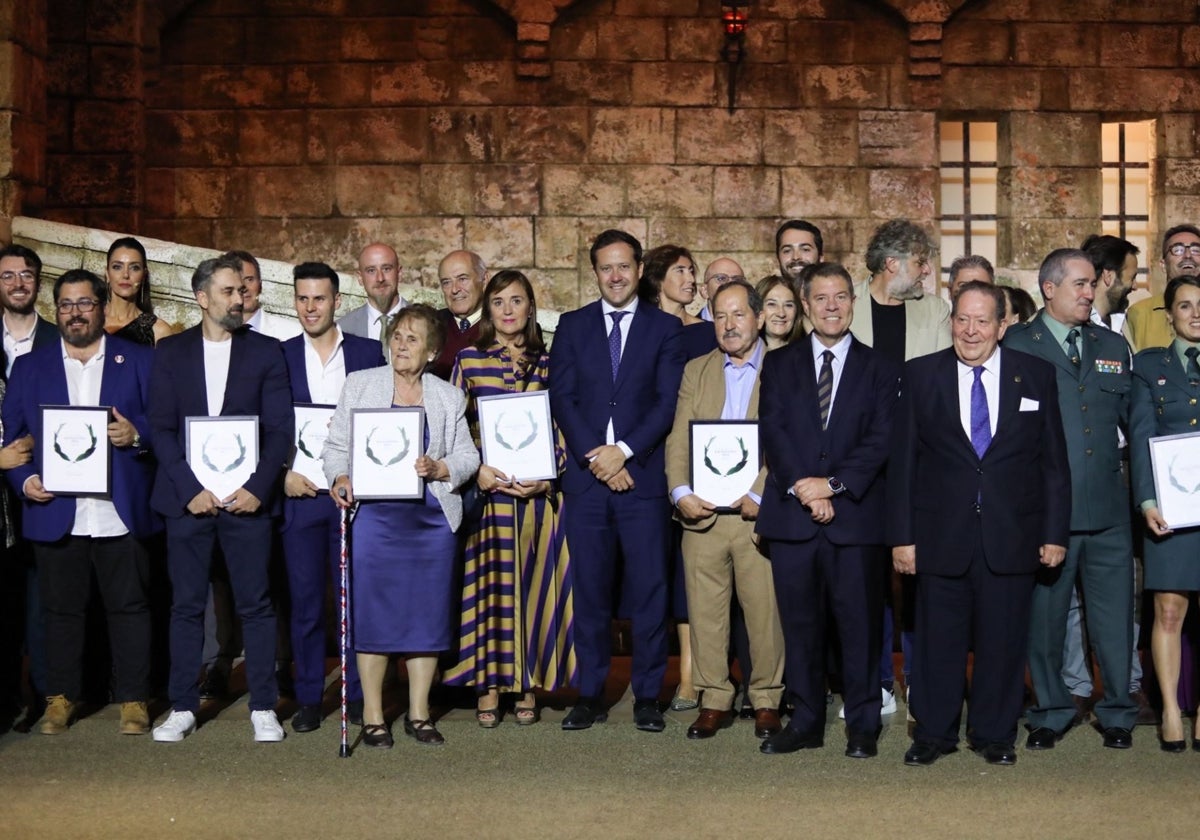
[851,279,952,361]
[337,299,408,341]
[321,368,480,532]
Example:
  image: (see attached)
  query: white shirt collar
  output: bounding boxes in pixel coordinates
[600,297,639,317]
[60,334,106,365]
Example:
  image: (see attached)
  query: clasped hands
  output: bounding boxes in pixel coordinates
[586,444,633,492]
[477,465,550,499]
[793,477,834,524]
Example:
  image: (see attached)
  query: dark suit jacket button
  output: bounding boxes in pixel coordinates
[976,467,982,474]
[609,401,617,406]
[1085,449,1093,455]
[1080,404,1087,412]
[974,503,981,513]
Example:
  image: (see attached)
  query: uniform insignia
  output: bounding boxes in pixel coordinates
[114,355,125,364]
[1031,332,1042,341]
[1158,376,1167,386]
[1095,359,1122,374]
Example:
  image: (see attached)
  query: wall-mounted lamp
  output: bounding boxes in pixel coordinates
[721,2,749,113]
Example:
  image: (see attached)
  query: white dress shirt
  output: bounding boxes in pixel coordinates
[62,337,127,537]
[3,314,39,378]
[303,327,348,405]
[599,298,638,458]
[810,332,853,412]
[956,348,1001,441]
[245,307,302,341]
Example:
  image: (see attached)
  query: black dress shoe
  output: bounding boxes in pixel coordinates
[1024,726,1061,750]
[1160,737,1187,753]
[562,698,607,731]
[760,726,823,754]
[633,699,665,732]
[361,722,393,749]
[292,704,321,733]
[975,743,1017,765]
[347,699,363,726]
[198,669,228,701]
[403,715,444,746]
[904,740,955,766]
[1102,727,1132,749]
[845,732,878,759]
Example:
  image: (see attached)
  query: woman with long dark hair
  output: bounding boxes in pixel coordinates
[103,237,175,345]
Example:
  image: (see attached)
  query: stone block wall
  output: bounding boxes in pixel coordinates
[0,0,48,244]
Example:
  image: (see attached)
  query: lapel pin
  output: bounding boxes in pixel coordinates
[1014,375,1022,383]
[1158,376,1167,386]
[114,355,125,364]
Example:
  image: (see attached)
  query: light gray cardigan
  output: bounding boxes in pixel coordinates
[321,368,480,532]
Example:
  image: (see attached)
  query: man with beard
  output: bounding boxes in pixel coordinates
[430,250,488,380]
[1082,235,1140,332]
[148,253,293,743]
[0,244,57,377]
[337,243,407,347]
[2,269,158,736]
[1004,249,1138,751]
[1123,225,1200,352]
[776,220,824,286]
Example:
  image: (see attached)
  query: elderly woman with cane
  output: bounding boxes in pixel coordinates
[323,304,479,748]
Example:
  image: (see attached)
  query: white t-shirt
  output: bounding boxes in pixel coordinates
[203,337,233,417]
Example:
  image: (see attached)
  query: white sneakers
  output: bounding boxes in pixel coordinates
[838,687,898,720]
[251,709,285,742]
[152,708,285,742]
[152,710,196,742]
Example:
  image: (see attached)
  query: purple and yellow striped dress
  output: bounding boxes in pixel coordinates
[443,342,577,692]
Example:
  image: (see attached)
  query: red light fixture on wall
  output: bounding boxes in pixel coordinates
[721,2,749,113]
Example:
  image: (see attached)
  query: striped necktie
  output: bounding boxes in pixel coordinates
[817,350,834,429]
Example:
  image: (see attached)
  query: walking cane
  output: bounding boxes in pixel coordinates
[337,487,351,758]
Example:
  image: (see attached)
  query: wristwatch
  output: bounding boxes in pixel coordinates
[827,477,846,495]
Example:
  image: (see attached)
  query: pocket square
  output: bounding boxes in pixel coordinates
[1019,397,1039,412]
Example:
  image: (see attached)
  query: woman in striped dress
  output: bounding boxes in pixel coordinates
[444,270,576,725]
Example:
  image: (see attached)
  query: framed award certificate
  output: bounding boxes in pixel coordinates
[186,416,260,501]
[688,420,761,511]
[40,405,113,496]
[476,390,556,482]
[292,403,336,491]
[1149,430,1200,530]
[350,407,424,500]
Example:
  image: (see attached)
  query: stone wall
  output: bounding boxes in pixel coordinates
[0,0,48,244]
[7,0,1200,307]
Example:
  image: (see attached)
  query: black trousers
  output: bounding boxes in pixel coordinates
[35,534,151,703]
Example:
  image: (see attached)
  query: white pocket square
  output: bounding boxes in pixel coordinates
[1019,397,1039,412]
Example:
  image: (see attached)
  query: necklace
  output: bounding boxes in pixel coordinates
[393,379,423,407]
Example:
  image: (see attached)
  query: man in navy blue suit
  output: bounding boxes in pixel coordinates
[550,229,686,732]
[755,262,901,758]
[3,268,159,737]
[279,261,384,734]
[149,253,294,744]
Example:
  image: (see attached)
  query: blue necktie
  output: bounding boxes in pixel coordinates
[970,366,991,459]
[608,312,627,381]
[459,318,470,332]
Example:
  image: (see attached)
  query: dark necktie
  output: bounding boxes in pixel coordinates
[970,365,991,459]
[608,312,627,381]
[817,349,834,430]
[1066,328,1080,367]
[459,317,470,332]
[1187,346,1200,384]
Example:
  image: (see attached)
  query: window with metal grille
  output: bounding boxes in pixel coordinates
[939,122,998,290]
[1101,120,1153,290]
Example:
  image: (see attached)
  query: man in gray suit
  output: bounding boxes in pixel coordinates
[337,243,407,343]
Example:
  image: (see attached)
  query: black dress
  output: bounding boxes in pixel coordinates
[111,312,159,346]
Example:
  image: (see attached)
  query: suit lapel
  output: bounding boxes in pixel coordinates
[613,305,647,392]
[994,348,1023,435]
[284,339,312,403]
[937,350,975,458]
[1025,311,1080,379]
[220,330,241,416]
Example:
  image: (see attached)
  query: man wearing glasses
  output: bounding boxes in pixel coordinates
[0,244,58,378]
[699,258,746,322]
[2,269,158,736]
[1123,225,1200,353]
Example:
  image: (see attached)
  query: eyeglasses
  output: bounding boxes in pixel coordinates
[707,274,745,285]
[56,298,99,314]
[1167,243,1200,258]
[0,270,36,285]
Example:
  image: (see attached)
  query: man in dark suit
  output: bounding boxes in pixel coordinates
[0,244,58,379]
[430,250,488,380]
[3,268,159,736]
[148,253,294,744]
[889,281,1071,767]
[550,229,686,732]
[279,261,383,733]
[756,262,900,758]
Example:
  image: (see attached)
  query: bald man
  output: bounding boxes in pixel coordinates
[430,250,489,380]
[337,243,408,343]
[699,258,746,322]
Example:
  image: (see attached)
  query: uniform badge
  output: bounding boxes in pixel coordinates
[1095,359,1123,374]
[1158,376,1167,386]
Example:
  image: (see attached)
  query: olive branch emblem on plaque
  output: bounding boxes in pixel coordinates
[1168,454,1200,495]
[53,423,98,463]
[703,436,749,477]
[366,426,410,466]
[202,433,247,474]
[296,420,317,459]
[494,410,538,452]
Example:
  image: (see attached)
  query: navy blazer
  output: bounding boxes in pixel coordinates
[549,301,685,498]
[148,326,294,518]
[280,332,385,404]
[3,334,160,541]
[887,347,1071,576]
[756,336,901,544]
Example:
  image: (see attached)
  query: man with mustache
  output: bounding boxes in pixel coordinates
[148,253,293,743]
[337,243,408,346]
[2,268,158,736]
[755,263,900,758]
[1123,224,1200,352]
[430,250,488,380]
[664,280,785,742]
[776,220,824,286]
[0,244,58,378]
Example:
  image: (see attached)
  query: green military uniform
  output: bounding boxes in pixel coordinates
[1004,311,1137,734]
[1130,340,1200,591]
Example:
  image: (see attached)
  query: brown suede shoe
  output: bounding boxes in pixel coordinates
[40,695,75,735]
[686,709,734,740]
[120,701,150,735]
[754,708,783,739]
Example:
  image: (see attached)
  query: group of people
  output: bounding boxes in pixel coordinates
[0,215,1197,766]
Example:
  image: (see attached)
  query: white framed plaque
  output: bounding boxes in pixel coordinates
[41,405,112,496]
[688,420,760,511]
[476,390,556,482]
[350,407,424,500]
[292,403,335,491]
[1149,431,1200,530]
[186,415,260,501]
